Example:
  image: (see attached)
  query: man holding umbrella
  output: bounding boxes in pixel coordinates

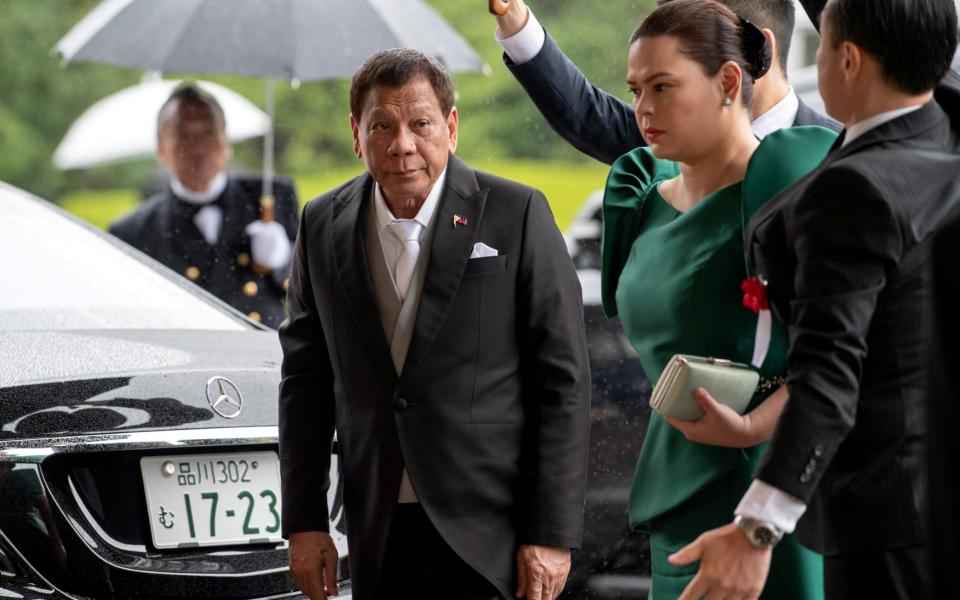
[109,84,299,328]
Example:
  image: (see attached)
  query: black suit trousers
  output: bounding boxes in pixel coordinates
[823,545,931,600]
[375,505,503,600]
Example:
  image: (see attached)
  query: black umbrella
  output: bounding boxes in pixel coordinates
[55,0,486,202]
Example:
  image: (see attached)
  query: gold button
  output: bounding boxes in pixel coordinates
[282,278,290,291]
[243,281,259,297]
[185,266,200,281]
[237,252,251,267]
[247,311,262,323]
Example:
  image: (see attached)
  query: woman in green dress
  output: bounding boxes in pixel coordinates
[600,1,836,598]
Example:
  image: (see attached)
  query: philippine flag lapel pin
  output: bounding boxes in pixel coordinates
[452,214,469,228]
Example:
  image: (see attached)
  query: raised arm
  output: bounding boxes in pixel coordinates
[494,1,643,164]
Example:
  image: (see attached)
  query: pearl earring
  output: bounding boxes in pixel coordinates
[722,97,733,106]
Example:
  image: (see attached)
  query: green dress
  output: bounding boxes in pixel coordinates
[601,127,837,599]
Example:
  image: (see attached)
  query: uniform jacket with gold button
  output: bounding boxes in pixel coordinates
[109,174,298,328]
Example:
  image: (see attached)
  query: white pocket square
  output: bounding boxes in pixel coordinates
[470,242,499,259]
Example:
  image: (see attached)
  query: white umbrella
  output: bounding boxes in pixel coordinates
[53,75,271,170]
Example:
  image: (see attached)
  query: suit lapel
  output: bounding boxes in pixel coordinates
[331,173,398,379]
[399,155,488,385]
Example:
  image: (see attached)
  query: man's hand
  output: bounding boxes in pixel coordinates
[668,523,772,600]
[491,0,529,38]
[289,531,339,599]
[516,544,570,600]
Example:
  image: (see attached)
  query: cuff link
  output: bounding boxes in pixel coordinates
[185,266,200,281]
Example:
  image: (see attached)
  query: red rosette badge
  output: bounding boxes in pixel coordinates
[741,276,769,314]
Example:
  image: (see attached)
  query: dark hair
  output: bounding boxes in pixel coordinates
[634,0,773,107]
[659,0,795,73]
[349,49,456,120]
[824,0,957,95]
[157,83,226,139]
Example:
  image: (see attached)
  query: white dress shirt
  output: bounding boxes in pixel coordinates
[495,12,800,140]
[171,171,228,246]
[373,167,446,504]
[495,8,545,65]
[373,167,447,290]
[842,104,924,147]
[751,88,800,140]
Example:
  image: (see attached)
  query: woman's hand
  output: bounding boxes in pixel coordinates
[664,384,789,448]
[664,387,760,448]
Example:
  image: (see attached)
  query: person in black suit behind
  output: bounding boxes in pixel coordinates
[664,1,960,598]
[278,50,591,600]
[110,84,299,329]
[489,0,839,165]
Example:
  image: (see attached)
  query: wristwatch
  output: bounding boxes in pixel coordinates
[734,515,783,548]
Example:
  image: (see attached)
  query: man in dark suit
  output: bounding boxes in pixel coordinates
[489,0,839,165]
[278,49,591,600]
[109,84,299,329]
[666,1,960,598]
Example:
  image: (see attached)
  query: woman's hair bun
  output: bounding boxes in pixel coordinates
[739,17,772,80]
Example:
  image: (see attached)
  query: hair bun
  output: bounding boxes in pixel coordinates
[739,17,772,79]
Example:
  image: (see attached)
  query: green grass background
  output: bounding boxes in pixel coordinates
[60,159,610,232]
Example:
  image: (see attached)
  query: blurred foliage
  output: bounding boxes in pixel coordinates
[62,159,608,231]
[0,0,654,203]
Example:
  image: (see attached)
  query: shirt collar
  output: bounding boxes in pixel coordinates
[170,171,228,205]
[842,104,925,147]
[751,87,800,140]
[374,166,448,234]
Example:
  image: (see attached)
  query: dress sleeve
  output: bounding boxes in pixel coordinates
[741,125,838,223]
[600,148,678,317]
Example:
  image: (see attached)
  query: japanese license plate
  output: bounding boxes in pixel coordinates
[140,451,283,549]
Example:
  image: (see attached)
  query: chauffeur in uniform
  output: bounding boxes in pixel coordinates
[110,84,299,329]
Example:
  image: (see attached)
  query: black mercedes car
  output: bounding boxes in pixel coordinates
[0,182,350,599]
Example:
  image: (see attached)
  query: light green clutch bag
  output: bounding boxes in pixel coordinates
[650,355,760,420]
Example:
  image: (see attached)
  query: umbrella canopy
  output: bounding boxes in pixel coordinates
[53,77,271,169]
[55,0,485,81]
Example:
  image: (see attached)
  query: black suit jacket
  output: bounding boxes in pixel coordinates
[109,174,298,328]
[929,204,960,595]
[503,29,841,165]
[745,101,960,554]
[277,155,591,599]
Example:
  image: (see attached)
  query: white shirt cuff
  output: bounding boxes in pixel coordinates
[495,8,545,65]
[735,480,807,534]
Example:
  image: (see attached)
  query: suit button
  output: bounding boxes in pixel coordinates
[813,444,824,458]
[243,281,259,297]
[247,311,262,323]
[185,266,200,281]
[800,472,812,484]
[237,252,251,267]
[393,397,408,412]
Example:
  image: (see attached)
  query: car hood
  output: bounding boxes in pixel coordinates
[0,329,282,440]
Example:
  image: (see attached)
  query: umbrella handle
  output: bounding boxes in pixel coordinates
[259,194,275,223]
[488,0,509,16]
[251,194,276,275]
